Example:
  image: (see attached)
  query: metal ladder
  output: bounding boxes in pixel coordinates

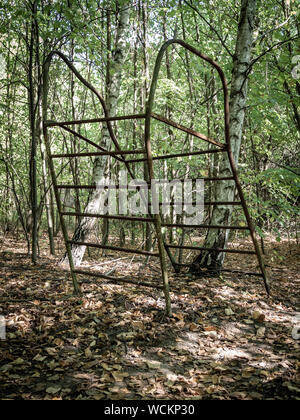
[43,40,270,317]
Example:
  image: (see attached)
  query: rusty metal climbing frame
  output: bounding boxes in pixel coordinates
[43,39,270,316]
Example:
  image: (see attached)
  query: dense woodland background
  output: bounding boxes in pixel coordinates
[0,0,299,260]
[0,0,299,401]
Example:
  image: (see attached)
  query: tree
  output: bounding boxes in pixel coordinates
[0,0,298,275]
[63,1,131,266]
[190,0,258,274]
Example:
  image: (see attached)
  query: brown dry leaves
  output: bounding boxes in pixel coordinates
[0,235,299,400]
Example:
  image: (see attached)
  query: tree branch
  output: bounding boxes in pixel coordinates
[248,36,298,70]
[183,0,234,58]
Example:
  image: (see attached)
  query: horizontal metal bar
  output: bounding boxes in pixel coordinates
[51,149,145,159]
[164,244,256,254]
[45,113,146,127]
[73,269,163,289]
[213,268,263,276]
[174,265,263,277]
[56,179,235,189]
[126,148,225,164]
[202,176,235,182]
[54,125,133,166]
[205,201,241,206]
[57,185,99,189]
[56,184,149,190]
[62,212,154,223]
[151,113,225,149]
[147,177,235,183]
[162,223,250,230]
[46,112,225,150]
[158,201,242,206]
[67,240,160,256]
[62,212,246,227]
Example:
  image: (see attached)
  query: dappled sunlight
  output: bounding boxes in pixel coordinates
[0,235,299,399]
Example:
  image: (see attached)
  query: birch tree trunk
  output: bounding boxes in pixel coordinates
[190,0,257,274]
[63,2,130,266]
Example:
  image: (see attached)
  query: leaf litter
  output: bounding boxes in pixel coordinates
[0,235,299,400]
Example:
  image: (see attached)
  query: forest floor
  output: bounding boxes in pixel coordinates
[0,233,299,400]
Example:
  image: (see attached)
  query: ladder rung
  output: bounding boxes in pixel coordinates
[164,244,256,254]
[56,184,149,190]
[51,149,145,158]
[205,201,242,206]
[175,265,264,277]
[203,177,235,182]
[126,149,225,164]
[157,201,242,206]
[55,179,235,190]
[147,177,235,184]
[55,125,134,166]
[162,223,250,230]
[62,212,154,223]
[56,178,235,189]
[45,113,147,127]
[57,185,97,189]
[67,240,160,256]
[73,269,163,289]
[214,269,263,276]
[56,180,235,189]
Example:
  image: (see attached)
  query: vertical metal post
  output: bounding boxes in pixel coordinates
[42,58,80,295]
[218,46,270,296]
[147,39,270,295]
[226,149,270,294]
[145,54,172,315]
[43,125,81,294]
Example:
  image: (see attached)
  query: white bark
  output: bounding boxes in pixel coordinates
[191,0,257,272]
[65,3,130,266]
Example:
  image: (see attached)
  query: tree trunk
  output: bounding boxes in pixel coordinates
[28,0,39,264]
[139,0,152,252]
[190,0,257,274]
[101,10,112,251]
[40,118,55,255]
[63,2,130,266]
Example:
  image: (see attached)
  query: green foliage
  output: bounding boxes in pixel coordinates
[0,0,299,239]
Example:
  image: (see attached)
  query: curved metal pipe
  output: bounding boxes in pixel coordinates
[43,51,135,179]
[144,39,269,294]
[145,39,230,166]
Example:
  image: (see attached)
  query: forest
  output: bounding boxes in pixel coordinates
[0,0,299,402]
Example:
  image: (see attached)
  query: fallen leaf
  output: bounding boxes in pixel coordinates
[13,358,25,365]
[146,360,161,369]
[0,364,13,372]
[53,338,64,347]
[225,308,234,316]
[204,326,218,332]
[116,332,137,341]
[45,348,57,356]
[189,323,199,332]
[259,370,269,377]
[46,386,62,394]
[173,313,184,321]
[256,327,266,338]
[283,382,300,393]
[85,347,93,358]
[101,363,112,371]
[252,311,265,323]
[33,354,47,362]
[111,371,129,381]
